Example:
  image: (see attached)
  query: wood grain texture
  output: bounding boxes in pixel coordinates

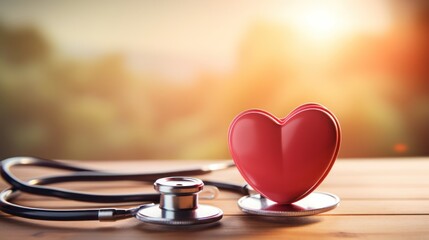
[1,158,428,239]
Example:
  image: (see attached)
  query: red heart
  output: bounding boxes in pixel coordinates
[228,103,341,204]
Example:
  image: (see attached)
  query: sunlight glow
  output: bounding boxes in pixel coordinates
[283,1,392,43]
[294,6,346,40]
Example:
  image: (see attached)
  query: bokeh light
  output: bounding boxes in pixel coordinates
[0,0,428,160]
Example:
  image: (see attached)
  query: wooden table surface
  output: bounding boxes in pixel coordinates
[1,157,428,239]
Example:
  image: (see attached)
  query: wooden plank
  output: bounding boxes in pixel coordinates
[2,158,429,201]
[0,215,428,240]
[4,158,429,178]
[4,179,429,202]
[209,199,429,216]
[3,158,429,183]
[2,158,429,188]
[316,186,429,200]
[1,198,428,216]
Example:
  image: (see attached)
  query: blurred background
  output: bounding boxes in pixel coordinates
[0,0,428,160]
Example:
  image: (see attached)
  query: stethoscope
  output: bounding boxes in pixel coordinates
[0,156,339,226]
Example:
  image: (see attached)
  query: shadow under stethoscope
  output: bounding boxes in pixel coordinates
[135,220,222,232]
[136,215,320,233]
[239,214,321,226]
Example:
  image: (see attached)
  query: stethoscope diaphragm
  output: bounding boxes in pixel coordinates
[136,204,223,225]
[238,192,340,217]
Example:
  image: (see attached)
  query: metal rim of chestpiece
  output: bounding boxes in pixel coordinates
[135,176,223,225]
[237,192,340,217]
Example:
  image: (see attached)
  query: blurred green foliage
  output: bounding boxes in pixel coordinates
[0,23,239,159]
[0,18,428,160]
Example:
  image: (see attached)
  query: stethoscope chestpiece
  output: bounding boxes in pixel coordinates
[238,192,340,217]
[135,177,223,225]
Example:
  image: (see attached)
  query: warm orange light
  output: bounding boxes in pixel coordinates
[393,143,408,154]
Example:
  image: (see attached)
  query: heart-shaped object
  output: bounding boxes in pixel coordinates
[228,103,341,204]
